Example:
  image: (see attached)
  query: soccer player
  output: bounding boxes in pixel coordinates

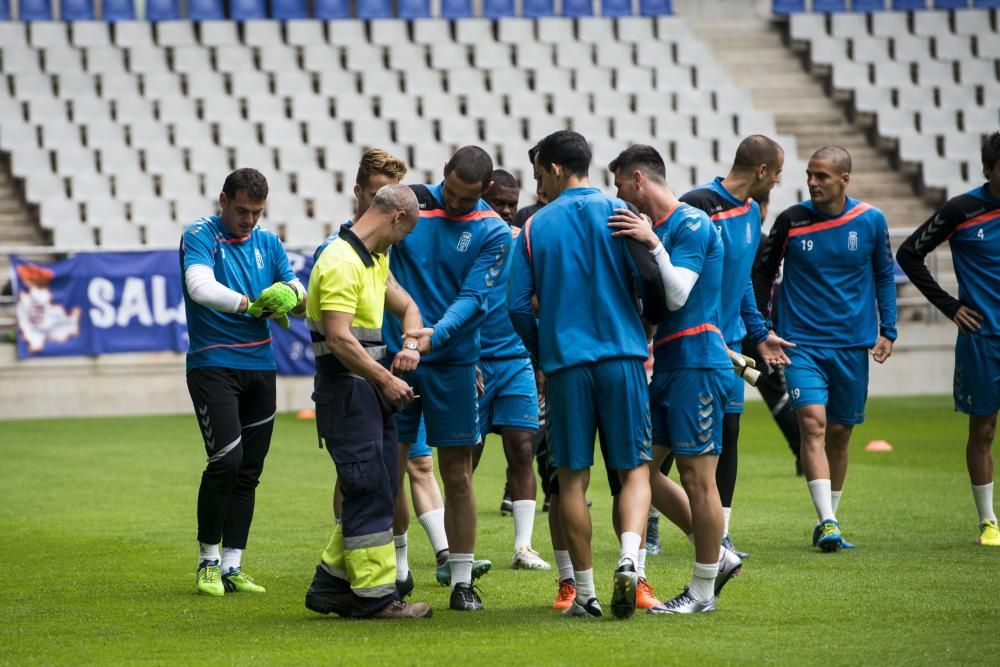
[896,132,1000,547]
[508,130,654,620]
[303,184,432,619]
[679,135,794,557]
[755,146,897,552]
[181,168,306,596]
[478,168,549,570]
[386,146,511,611]
[608,145,742,614]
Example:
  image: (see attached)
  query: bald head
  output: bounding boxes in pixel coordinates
[371,184,418,220]
[810,146,852,174]
[732,135,783,172]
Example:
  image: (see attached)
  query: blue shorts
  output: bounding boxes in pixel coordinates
[478,357,539,439]
[650,367,731,456]
[725,344,745,414]
[954,333,1000,416]
[784,346,869,425]
[546,357,651,471]
[395,363,479,447]
[407,419,432,458]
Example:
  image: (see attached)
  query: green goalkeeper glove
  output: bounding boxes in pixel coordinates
[247,282,303,319]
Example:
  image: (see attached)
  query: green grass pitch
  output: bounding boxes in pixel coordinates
[1,396,995,665]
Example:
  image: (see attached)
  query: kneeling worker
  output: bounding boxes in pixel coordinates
[304,184,432,619]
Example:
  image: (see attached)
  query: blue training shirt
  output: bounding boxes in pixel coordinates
[681,177,769,347]
[755,197,898,348]
[652,203,732,372]
[507,187,648,375]
[384,183,511,365]
[480,224,529,360]
[897,184,1000,337]
[181,216,296,371]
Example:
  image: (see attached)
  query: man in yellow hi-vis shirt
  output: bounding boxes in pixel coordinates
[303,184,432,619]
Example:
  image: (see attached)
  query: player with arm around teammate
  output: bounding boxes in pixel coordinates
[896,132,1000,547]
[182,168,306,596]
[608,145,742,614]
[754,146,897,552]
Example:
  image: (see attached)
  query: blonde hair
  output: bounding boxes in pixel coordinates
[356,148,408,187]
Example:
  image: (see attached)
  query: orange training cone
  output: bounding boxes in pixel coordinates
[864,440,893,452]
[296,408,315,420]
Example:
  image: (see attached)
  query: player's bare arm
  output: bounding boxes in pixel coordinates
[385,271,423,374]
[323,310,414,407]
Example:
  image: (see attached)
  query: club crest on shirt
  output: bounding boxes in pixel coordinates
[457,231,472,252]
[848,231,858,251]
[255,248,264,269]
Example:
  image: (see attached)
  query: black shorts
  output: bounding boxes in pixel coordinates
[186,366,276,457]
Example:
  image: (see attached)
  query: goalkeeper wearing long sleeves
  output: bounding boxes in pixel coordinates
[180,169,304,596]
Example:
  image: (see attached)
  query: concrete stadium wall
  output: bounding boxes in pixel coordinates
[0,322,957,420]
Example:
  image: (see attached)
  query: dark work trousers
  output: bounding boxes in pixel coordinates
[187,366,276,549]
[314,373,400,616]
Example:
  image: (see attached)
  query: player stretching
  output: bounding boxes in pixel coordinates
[896,132,1000,546]
[609,145,742,614]
[680,135,793,558]
[481,169,549,570]
[388,146,510,611]
[508,131,657,620]
[755,146,897,552]
[181,168,306,595]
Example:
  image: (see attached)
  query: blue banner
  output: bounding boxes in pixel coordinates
[11,250,317,376]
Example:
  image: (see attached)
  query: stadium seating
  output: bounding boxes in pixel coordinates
[787,8,999,198]
[0,10,803,249]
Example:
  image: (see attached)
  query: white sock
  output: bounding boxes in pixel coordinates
[619,531,641,569]
[512,499,536,551]
[394,533,409,580]
[574,568,595,601]
[220,547,242,573]
[972,483,998,522]
[831,490,843,517]
[808,479,835,522]
[555,550,574,582]
[449,553,473,589]
[648,506,660,519]
[418,508,449,556]
[637,548,647,579]
[722,507,732,536]
[199,542,220,566]
[690,561,719,602]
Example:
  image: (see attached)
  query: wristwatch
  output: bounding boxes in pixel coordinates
[404,341,419,351]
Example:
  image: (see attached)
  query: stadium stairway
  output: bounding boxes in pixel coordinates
[0,157,46,335]
[681,9,945,321]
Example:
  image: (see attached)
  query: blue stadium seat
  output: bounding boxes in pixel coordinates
[772,0,806,13]
[639,0,672,15]
[271,0,309,19]
[0,0,8,19]
[314,0,350,19]
[18,0,52,20]
[933,0,969,7]
[852,0,885,11]
[188,0,224,20]
[482,0,515,16]
[356,0,393,19]
[102,0,137,21]
[441,0,473,17]
[230,0,266,20]
[398,0,431,18]
[814,0,847,11]
[601,0,633,15]
[891,0,925,9]
[523,0,555,17]
[563,0,594,16]
[146,0,180,21]
[61,0,94,20]
[972,0,999,6]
